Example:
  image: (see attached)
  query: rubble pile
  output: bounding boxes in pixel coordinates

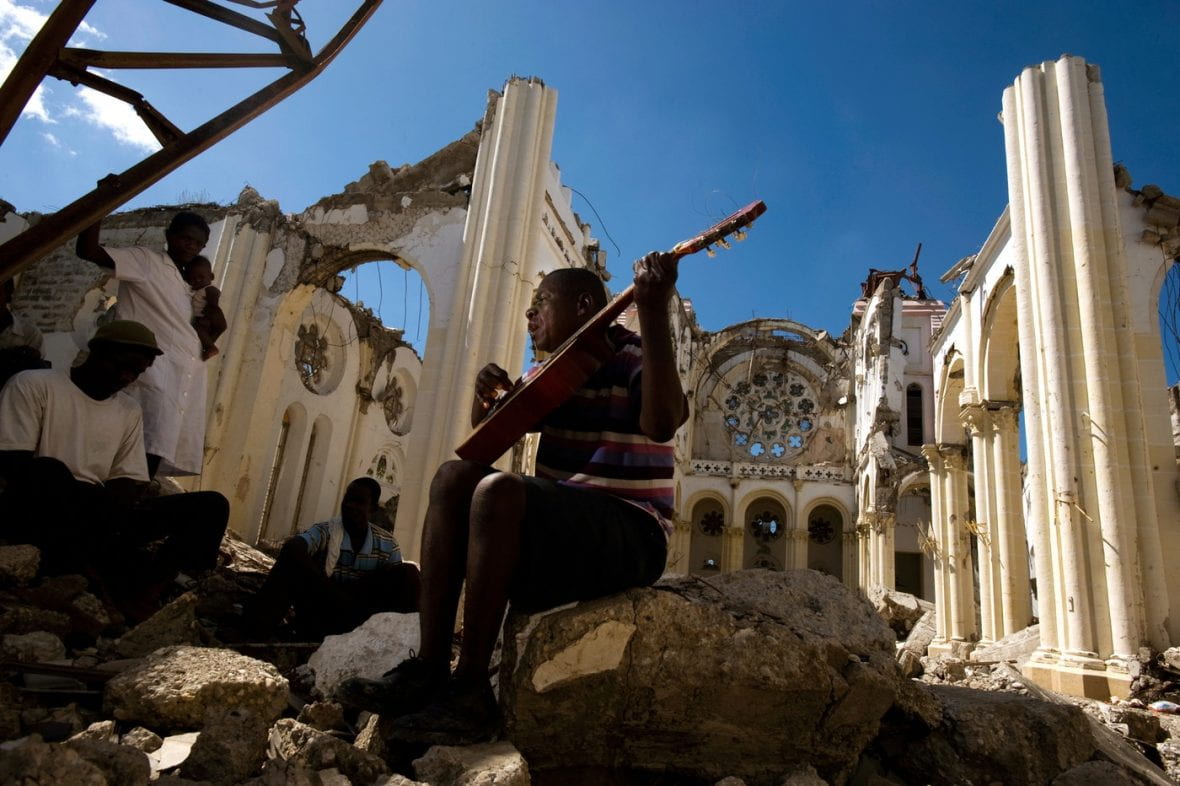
[1,547,1176,784]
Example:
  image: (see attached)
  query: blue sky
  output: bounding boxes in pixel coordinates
[2,1,1177,370]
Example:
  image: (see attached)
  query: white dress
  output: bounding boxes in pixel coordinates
[103,245,207,476]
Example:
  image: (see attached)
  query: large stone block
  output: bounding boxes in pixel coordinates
[875,684,1095,785]
[501,569,900,784]
[104,645,288,731]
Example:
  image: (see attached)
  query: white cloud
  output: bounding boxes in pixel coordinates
[0,0,52,122]
[70,85,161,153]
[2,1,153,153]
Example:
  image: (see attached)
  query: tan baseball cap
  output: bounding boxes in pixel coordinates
[89,320,164,356]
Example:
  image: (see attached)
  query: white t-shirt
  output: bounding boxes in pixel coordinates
[0,369,148,485]
[104,245,207,476]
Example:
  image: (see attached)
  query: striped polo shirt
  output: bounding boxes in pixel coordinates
[299,518,402,583]
[532,325,676,538]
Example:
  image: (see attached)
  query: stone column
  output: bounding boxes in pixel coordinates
[791,478,809,570]
[842,530,858,590]
[876,512,896,590]
[398,79,559,559]
[857,513,875,590]
[721,526,745,573]
[670,519,693,577]
[962,404,999,644]
[942,445,978,647]
[990,405,1033,634]
[922,444,951,649]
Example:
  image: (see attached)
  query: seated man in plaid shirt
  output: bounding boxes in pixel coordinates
[244,477,419,639]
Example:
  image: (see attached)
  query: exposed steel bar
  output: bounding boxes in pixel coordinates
[47,62,183,145]
[161,0,286,46]
[0,0,383,283]
[0,0,97,147]
[60,48,294,70]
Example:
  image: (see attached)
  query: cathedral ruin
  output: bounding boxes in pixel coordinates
[2,55,1177,702]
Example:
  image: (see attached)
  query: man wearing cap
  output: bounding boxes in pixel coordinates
[0,320,228,613]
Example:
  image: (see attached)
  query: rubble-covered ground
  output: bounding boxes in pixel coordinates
[2,537,1177,785]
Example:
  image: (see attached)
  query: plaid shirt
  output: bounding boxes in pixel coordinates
[298,518,401,583]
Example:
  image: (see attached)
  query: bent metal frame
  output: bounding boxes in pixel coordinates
[0,0,382,283]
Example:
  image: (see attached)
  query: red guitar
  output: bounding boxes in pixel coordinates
[455,200,768,464]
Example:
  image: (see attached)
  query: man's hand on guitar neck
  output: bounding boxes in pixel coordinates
[632,251,679,310]
[632,251,688,443]
[471,363,514,426]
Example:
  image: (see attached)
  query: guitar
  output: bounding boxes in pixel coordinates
[455,199,768,464]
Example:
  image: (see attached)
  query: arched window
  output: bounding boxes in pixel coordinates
[906,383,924,445]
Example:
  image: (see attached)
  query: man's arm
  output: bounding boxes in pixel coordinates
[633,252,688,442]
[75,221,115,269]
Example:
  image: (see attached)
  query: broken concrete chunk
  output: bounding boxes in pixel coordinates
[295,700,348,733]
[0,735,107,785]
[307,611,419,699]
[412,740,530,786]
[179,706,269,783]
[114,592,202,658]
[69,719,117,744]
[1,630,66,662]
[105,645,288,731]
[121,725,163,753]
[268,718,389,784]
[62,737,152,786]
[0,544,40,586]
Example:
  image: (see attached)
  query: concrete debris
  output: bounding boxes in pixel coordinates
[412,740,530,786]
[307,611,420,699]
[0,537,1173,785]
[970,623,1041,665]
[105,645,289,731]
[120,725,163,752]
[501,570,899,785]
[268,717,390,784]
[1,630,65,662]
[179,706,270,783]
[0,544,40,586]
[114,591,203,658]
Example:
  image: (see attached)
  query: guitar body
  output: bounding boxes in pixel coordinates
[455,200,766,464]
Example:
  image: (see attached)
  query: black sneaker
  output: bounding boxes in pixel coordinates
[387,677,501,746]
[335,654,447,717]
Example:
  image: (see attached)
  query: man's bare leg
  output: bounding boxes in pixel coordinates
[417,460,495,668]
[452,471,525,683]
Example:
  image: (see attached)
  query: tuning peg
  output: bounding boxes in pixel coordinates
[734,230,747,241]
[705,246,717,258]
[717,237,731,250]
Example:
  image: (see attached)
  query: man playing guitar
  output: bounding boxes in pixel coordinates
[337,251,687,746]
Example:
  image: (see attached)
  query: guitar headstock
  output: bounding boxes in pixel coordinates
[670,200,767,258]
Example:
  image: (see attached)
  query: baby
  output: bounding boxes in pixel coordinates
[184,256,227,360]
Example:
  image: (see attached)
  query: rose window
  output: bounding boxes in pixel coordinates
[699,510,724,536]
[295,323,330,393]
[721,364,818,459]
[749,510,783,543]
[383,381,405,433]
[808,515,835,544]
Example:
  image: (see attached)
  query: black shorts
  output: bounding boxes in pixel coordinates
[509,477,668,613]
